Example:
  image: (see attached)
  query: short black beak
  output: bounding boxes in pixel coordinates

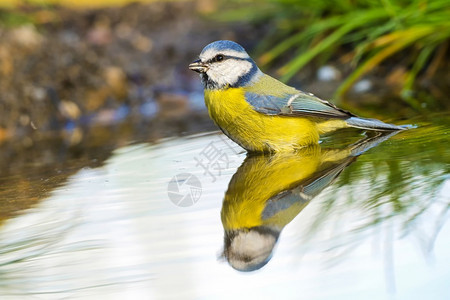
[189,59,208,73]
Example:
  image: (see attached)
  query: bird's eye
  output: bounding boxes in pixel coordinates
[215,54,224,62]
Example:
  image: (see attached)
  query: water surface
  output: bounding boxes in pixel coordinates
[0,114,449,299]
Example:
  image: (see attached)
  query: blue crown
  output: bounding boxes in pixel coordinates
[201,40,246,54]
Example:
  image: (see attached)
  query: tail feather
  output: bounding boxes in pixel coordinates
[349,131,400,156]
[346,117,407,131]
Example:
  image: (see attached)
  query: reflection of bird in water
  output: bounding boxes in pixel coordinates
[221,132,398,272]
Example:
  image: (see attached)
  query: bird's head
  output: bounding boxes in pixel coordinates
[222,226,279,272]
[189,40,262,90]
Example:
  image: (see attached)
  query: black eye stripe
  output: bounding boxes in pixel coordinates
[207,55,248,64]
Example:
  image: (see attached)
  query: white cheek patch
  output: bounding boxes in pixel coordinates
[207,59,254,87]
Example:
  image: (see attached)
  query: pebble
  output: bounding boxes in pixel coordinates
[317,65,341,81]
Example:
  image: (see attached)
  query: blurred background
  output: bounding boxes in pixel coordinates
[1,0,449,220]
[0,1,449,298]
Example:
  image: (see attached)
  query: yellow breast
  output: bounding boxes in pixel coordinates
[222,149,322,230]
[204,88,320,152]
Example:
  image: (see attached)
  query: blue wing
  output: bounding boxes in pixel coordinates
[245,91,355,119]
[261,156,355,221]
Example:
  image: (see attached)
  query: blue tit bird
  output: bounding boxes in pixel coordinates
[189,40,407,153]
[220,132,398,271]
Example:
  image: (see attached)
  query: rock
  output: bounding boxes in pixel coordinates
[8,25,44,50]
[317,65,341,81]
[0,127,10,144]
[58,100,81,120]
[131,34,153,53]
[87,18,112,46]
[0,46,13,76]
[353,79,373,93]
[103,66,128,99]
[85,88,111,112]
